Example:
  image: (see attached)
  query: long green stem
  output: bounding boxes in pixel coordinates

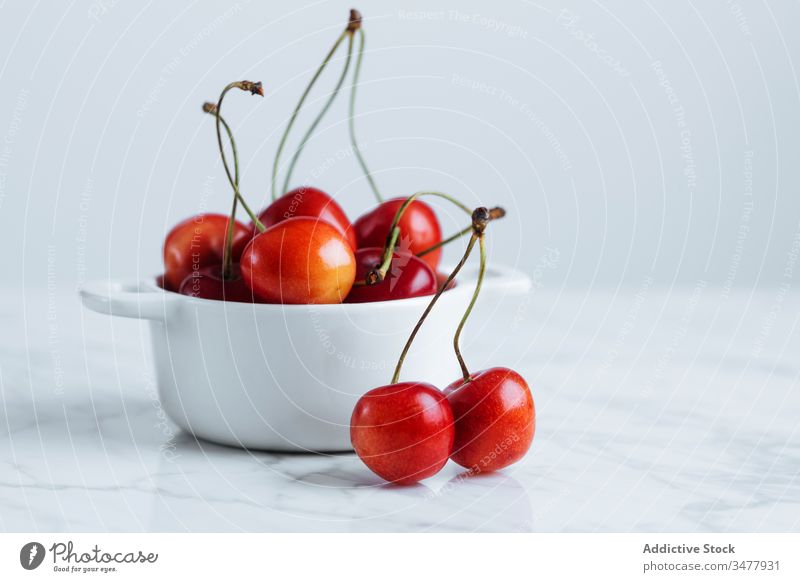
[204,104,240,186]
[213,81,265,279]
[271,30,348,200]
[281,32,355,195]
[349,28,382,202]
[204,103,265,228]
[223,194,240,278]
[213,106,242,280]
[271,10,363,199]
[391,235,477,385]
[390,207,491,384]
[453,234,487,381]
[419,224,470,258]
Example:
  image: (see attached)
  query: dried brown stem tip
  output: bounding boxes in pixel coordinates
[202,102,217,114]
[237,81,264,96]
[366,269,383,285]
[472,207,490,235]
[347,8,362,33]
[489,206,506,221]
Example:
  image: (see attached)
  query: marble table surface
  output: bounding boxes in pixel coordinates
[1,284,798,532]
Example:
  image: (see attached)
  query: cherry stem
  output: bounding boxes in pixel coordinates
[416,206,505,258]
[390,207,490,384]
[204,103,240,186]
[271,32,346,200]
[204,103,264,228]
[271,9,361,200]
[453,218,489,382]
[368,191,472,284]
[391,234,477,385]
[281,32,354,195]
[348,28,383,203]
[366,226,400,285]
[213,81,265,279]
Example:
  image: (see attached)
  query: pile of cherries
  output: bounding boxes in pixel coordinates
[162,10,459,306]
[159,9,535,483]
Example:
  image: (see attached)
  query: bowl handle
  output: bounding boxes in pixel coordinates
[80,279,178,321]
[456,264,531,295]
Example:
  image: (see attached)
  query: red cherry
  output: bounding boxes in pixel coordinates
[177,264,255,303]
[163,214,250,291]
[351,382,454,484]
[240,217,356,304]
[256,186,356,249]
[354,197,442,271]
[445,367,535,473]
[345,247,437,303]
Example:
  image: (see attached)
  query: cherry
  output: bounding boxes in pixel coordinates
[256,186,356,249]
[178,264,255,303]
[354,197,443,271]
[444,367,535,473]
[442,209,534,473]
[350,382,454,485]
[240,217,356,304]
[162,214,250,291]
[345,247,436,303]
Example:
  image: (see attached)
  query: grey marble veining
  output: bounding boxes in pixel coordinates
[1,286,798,532]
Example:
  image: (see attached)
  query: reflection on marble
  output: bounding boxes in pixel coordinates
[1,287,799,532]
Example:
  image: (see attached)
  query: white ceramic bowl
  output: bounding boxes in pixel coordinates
[80,265,530,452]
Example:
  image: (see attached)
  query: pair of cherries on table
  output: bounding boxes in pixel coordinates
[162,186,442,305]
[351,209,535,485]
[352,367,535,485]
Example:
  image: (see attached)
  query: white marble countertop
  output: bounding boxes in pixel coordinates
[1,285,798,532]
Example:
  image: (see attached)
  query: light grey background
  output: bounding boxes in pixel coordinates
[1,0,799,290]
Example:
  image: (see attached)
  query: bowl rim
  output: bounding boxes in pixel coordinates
[153,275,467,313]
[81,263,528,321]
